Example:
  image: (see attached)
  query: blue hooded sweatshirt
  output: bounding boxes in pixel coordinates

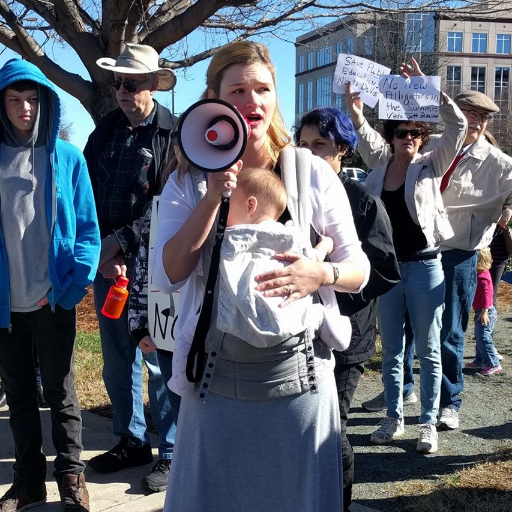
[0,59,100,328]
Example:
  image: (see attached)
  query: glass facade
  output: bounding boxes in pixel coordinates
[316,76,332,107]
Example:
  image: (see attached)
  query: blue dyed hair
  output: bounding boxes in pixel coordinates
[294,107,358,158]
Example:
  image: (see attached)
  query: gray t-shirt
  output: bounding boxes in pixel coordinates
[0,144,51,311]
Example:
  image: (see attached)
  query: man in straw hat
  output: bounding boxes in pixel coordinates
[84,44,179,494]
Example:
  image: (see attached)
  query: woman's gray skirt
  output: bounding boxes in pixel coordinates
[163,370,343,512]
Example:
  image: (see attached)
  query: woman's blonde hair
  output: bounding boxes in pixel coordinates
[201,41,291,167]
[477,246,493,272]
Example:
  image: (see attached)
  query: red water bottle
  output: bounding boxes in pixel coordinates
[101,276,129,319]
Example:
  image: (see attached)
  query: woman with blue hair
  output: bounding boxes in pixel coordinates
[295,107,400,511]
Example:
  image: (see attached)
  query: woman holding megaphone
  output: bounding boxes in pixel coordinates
[152,41,370,512]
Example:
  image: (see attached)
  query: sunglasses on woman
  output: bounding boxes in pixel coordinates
[394,128,423,140]
[112,78,148,93]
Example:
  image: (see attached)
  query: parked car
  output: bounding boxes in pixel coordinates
[343,167,367,183]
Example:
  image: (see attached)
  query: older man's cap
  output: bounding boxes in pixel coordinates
[96,43,176,91]
[454,90,499,113]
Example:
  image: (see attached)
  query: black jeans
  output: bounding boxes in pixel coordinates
[333,354,365,512]
[0,305,85,487]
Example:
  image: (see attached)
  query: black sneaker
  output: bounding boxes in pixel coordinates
[88,437,153,473]
[0,482,47,511]
[141,459,171,494]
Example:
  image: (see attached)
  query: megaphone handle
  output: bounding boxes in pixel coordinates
[186,196,230,383]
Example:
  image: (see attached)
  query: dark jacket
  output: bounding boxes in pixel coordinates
[335,172,400,364]
[83,101,176,257]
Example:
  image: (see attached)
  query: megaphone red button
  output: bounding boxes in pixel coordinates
[205,120,236,146]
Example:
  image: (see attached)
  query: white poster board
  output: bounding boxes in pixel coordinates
[333,54,391,108]
[378,75,441,121]
[148,196,179,352]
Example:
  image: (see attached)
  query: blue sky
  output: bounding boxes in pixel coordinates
[0,37,297,150]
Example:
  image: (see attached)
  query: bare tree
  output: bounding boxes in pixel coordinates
[0,0,504,123]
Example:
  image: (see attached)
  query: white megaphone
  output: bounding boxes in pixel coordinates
[177,99,251,173]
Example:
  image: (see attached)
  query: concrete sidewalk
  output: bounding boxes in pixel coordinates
[0,403,381,512]
[0,404,165,511]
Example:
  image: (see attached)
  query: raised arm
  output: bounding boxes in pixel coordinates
[429,94,468,178]
[346,83,392,169]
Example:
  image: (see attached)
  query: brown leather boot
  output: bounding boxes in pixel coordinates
[57,473,90,511]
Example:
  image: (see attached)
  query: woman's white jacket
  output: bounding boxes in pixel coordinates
[361,94,467,248]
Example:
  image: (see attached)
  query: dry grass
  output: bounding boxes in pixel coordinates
[396,448,512,512]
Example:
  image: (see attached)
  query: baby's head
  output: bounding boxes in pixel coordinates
[476,246,492,272]
[227,167,287,226]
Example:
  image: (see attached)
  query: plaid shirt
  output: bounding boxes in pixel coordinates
[94,107,157,248]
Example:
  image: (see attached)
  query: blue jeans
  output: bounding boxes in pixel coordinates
[378,257,444,425]
[403,311,415,396]
[94,262,177,459]
[474,306,500,367]
[440,249,478,411]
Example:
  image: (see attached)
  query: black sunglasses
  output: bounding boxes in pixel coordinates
[394,128,423,140]
[112,78,148,93]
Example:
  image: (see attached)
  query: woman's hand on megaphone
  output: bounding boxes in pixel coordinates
[205,160,243,204]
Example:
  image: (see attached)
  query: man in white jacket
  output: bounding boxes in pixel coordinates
[350,87,512,430]
[436,91,512,429]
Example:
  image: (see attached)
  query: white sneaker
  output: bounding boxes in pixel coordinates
[416,424,438,454]
[437,407,459,430]
[362,391,418,412]
[370,417,405,444]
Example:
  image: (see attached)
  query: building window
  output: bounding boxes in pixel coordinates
[471,67,486,92]
[364,33,374,56]
[406,13,435,53]
[497,34,511,54]
[336,41,343,57]
[298,83,305,115]
[335,94,345,111]
[447,32,463,52]
[495,67,509,120]
[307,52,314,70]
[307,81,313,110]
[346,37,354,54]
[446,66,462,98]
[298,55,305,73]
[316,76,332,107]
[472,33,487,53]
[317,46,332,67]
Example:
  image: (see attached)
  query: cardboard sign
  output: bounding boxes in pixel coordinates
[378,75,441,121]
[333,54,391,108]
[148,196,179,352]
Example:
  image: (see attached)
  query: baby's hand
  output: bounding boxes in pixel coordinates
[312,235,334,262]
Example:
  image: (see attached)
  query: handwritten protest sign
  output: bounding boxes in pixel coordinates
[333,54,390,108]
[148,196,179,352]
[378,75,441,121]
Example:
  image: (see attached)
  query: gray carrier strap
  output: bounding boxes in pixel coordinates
[280,147,313,239]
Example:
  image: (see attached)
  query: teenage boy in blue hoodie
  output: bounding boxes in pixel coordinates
[0,59,100,512]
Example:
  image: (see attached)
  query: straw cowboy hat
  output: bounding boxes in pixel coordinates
[96,43,176,91]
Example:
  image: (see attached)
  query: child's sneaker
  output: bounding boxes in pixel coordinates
[465,360,482,369]
[479,365,502,376]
